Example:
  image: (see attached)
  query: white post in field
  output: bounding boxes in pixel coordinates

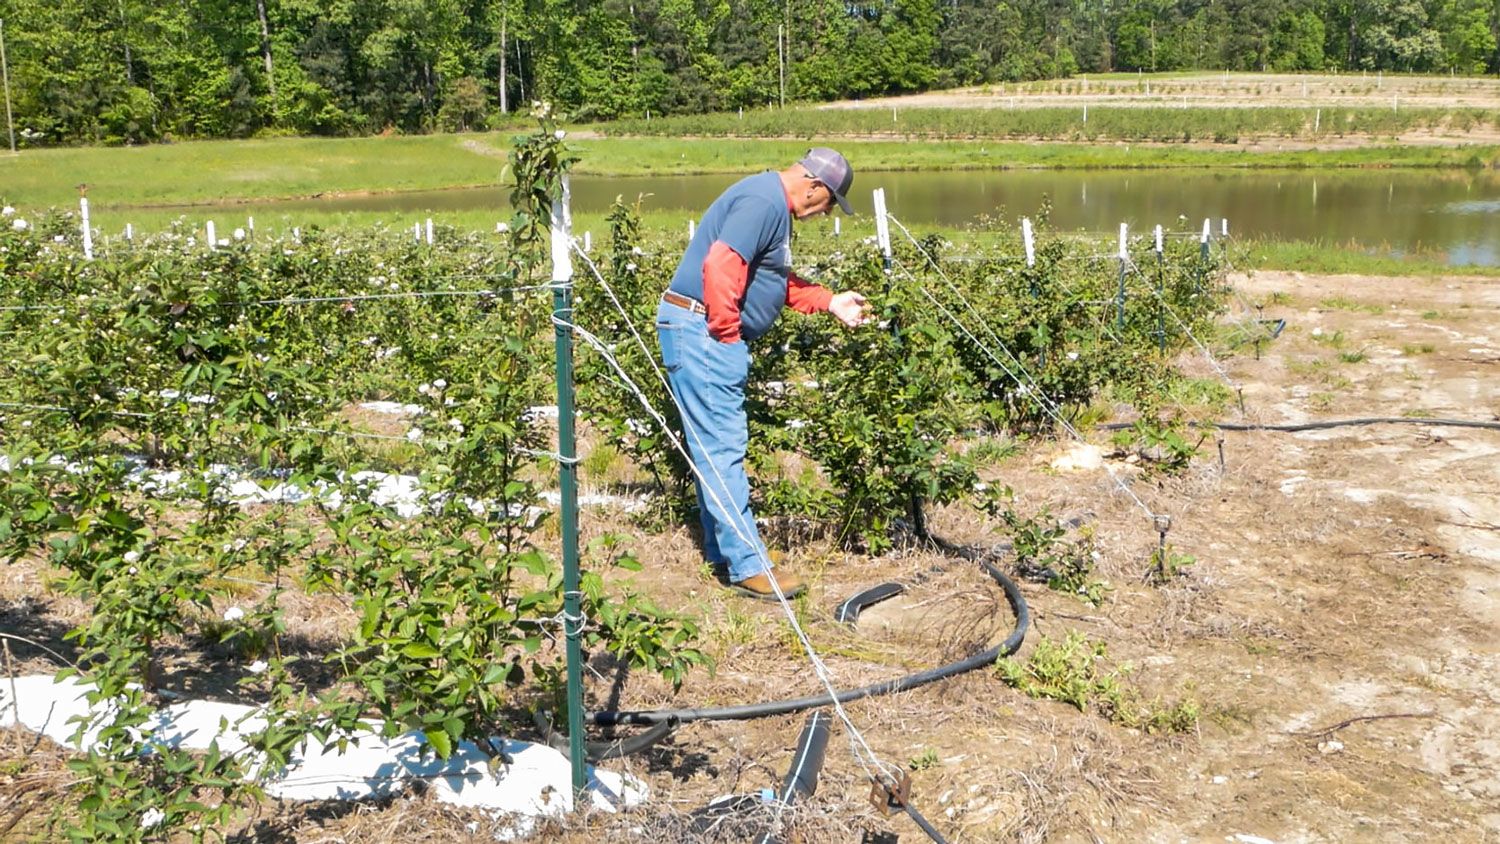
[833,217,841,237]
[872,189,891,262]
[583,230,591,252]
[125,223,133,242]
[425,218,434,245]
[1154,224,1163,256]
[79,197,93,260]
[1022,218,1035,268]
[206,220,217,250]
[688,219,695,241]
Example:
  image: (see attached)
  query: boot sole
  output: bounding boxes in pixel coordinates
[729,583,806,602]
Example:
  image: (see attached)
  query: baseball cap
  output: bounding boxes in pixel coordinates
[799,147,854,214]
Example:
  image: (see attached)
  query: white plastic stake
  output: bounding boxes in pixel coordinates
[1082,104,1088,123]
[550,175,573,283]
[582,230,591,252]
[206,220,217,250]
[124,223,133,242]
[425,218,434,245]
[892,106,897,124]
[293,227,301,243]
[688,219,695,240]
[833,217,841,237]
[1022,218,1035,267]
[1154,224,1163,255]
[1118,222,1128,260]
[1201,219,1211,245]
[413,222,421,242]
[247,216,254,237]
[1314,108,1321,132]
[79,198,93,260]
[872,188,891,262]
[1221,218,1229,237]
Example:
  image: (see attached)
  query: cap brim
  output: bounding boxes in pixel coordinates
[832,192,852,214]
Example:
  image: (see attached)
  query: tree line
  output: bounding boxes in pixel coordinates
[1,0,1497,146]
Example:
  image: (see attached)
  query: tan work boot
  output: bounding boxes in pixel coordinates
[730,570,805,602]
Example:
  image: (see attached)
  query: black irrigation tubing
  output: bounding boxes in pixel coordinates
[1101,416,1500,433]
[586,555,1029,728]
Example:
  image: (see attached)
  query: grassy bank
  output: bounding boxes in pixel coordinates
[4,131,1499,211]
[1238,238,1500,278]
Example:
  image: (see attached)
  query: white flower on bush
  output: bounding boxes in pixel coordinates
[1066,352,1080,361]
[233,228,246,241]
[417,382,432,396]
[1,206,13,216]
[223,606,246,622]
[554,129,566,140]
[447,418,465,433]
[406,428,423,442]
[432,379,447,390]
[123,550,140,564]
[630,246,643,255]
[247,660,269,675]
[140,807,165,829]
[12,219,28,231]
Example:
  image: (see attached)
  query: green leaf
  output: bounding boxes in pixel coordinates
[424,728,453,759]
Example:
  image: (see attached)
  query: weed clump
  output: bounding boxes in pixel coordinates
[997,631,1199,734]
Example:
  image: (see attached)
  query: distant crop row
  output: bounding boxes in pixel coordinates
[604,106,1498,144]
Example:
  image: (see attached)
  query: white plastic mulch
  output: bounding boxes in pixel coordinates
[0,673,646,839]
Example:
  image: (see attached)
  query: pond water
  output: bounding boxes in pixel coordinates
[251,168,1500,265]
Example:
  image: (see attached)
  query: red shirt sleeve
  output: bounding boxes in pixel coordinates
[702,240,749,343]
[786,272,833,314]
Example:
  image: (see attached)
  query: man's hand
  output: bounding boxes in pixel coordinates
[829,291,871,328]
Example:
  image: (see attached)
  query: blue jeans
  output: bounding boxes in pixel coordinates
[656,299,771,583]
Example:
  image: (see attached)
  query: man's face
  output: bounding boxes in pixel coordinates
[792,172,836,220]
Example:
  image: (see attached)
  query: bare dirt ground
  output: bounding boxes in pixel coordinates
[3,271,1499,842]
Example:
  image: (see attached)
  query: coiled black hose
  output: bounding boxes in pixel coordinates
[588,556,1029,727]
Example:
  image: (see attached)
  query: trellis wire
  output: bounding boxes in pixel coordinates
[886,213,1160,520]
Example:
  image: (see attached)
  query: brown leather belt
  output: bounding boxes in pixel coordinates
[662,290,707,316]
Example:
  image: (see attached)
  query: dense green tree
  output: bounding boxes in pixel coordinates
[0,0,1495,145]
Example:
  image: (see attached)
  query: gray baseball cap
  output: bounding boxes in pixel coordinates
[799,147,854,214]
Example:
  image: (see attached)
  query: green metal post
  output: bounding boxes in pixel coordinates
[549,175,587,799]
